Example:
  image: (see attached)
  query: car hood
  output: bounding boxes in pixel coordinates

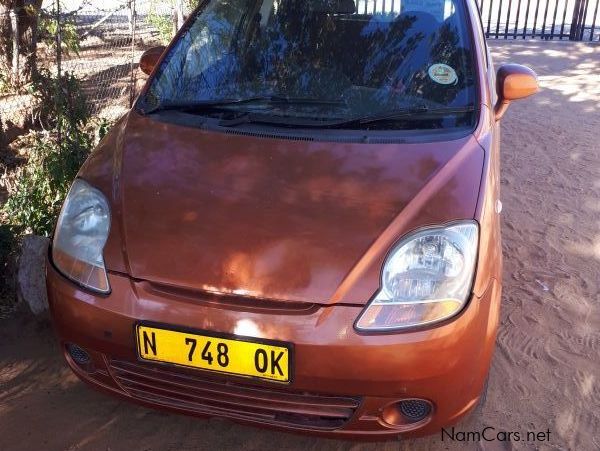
[81,112,484,305]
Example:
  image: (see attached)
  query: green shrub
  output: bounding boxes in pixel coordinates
[149,13,174,44]
[39,8,81,57]
[3,128,92,236]
[148,0,201,44]
[94,117,115,144]
[3,68,93,237]
[148,0,175,44]
[27,69,89,131]
[0,71,9,94]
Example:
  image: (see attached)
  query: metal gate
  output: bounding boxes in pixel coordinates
[356,0,599,40]
[475,0,598,40]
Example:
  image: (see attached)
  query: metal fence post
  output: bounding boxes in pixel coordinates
[590,0,599,40]
[54,0,62,145]
[129,0,138,107]
[570,0,586,40]
[579,0,591,39]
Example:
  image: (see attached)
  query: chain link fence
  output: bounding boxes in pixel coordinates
[63,1,182,119]
[0,0,190,136]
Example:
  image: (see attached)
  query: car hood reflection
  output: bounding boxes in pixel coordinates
[83,112,484,305]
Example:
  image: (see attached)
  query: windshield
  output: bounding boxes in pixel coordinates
[141,0,478,131]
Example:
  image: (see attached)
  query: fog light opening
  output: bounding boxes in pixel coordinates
[382,399,433,427]
[66,343,94,372]
[399,399,432,422]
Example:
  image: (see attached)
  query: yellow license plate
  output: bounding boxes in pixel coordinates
[135,324,291,383]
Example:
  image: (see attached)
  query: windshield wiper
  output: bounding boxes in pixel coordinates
[331,105,477,127]
[216,105,476,129]
[142,96,345,114]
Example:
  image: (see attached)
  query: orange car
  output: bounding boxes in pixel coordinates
[46,0,538,439]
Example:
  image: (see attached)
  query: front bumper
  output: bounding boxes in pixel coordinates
[47,257,501,440]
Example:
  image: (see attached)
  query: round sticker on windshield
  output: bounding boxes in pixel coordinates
[428,64,458,85]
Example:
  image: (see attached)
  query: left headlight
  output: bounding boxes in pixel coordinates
[52,178,111,294]
[355,221,479,331]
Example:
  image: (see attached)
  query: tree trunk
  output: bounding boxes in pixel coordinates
[176,0,184,29]
[10,8,18,81]
[0,0,42,88]
[173,0,184,36]
[14,0,42,86]
[0,2,12,81]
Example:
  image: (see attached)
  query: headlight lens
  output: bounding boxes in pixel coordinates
[52,179,111,293]
[355,221,478,331]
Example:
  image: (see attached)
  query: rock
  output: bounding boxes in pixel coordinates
[17,234,50,315]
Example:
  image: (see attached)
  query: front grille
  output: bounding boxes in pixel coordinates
[109,358,361,430]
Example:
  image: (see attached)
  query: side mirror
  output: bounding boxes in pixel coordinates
[495,64,539,121]
[139,46,166,76]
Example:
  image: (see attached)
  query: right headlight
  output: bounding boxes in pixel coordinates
[52,178,111,294]
[355,221,479,331]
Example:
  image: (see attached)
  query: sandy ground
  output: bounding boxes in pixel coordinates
[1,40,599,451]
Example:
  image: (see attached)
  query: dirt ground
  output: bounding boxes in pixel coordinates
[1,40,599,451]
